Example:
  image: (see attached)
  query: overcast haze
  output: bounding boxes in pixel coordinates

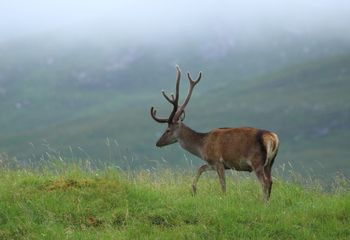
[1,0,350,42]
[1,0,350,178]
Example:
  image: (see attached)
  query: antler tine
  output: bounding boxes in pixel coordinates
[167,66,181,122]
[187,71,202,85]
[161,90,174,104]
[174,65,181,102]
[150,66,182,124]
[150,106,168,123]
[173,70,202,122]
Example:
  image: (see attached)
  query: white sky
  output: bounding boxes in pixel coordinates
[0,0,349,41]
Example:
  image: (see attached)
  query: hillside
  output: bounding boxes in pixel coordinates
[0,38,349,179]
[0,165,349,239]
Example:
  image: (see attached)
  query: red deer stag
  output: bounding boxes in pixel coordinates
[150,66,279,201]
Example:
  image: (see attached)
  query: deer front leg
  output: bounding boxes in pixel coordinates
[192,164,212,195]
[216,163,226,194]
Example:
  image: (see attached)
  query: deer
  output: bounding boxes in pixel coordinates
[150,66,279,201]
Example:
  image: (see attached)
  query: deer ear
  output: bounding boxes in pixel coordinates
[179,111,185,122]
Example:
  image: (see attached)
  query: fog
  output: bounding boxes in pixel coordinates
[1,0,350,43]
[1,0,350,178]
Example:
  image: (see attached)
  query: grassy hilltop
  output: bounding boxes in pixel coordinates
[0,162,349,239]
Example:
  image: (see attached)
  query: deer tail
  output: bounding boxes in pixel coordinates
[264,132,279,168]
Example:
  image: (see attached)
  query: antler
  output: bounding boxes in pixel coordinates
[172,71,202,121]
[150,66,201,124]
[150,107,169,123]
[150,66,181,124]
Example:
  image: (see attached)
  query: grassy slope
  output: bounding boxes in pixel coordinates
[0,164,349,240]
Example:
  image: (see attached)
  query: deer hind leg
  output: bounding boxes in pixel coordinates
[192,164,213,195]
[264,166,272,200]
[251,153,271,201]
[263,147,277,200]
[254,166,270,201]
[215,163,226,194]
[263,166,273,200]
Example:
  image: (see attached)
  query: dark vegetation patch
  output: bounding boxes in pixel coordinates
[43,179,94,191]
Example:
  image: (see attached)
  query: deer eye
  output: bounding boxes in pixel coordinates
[166,129,171,133]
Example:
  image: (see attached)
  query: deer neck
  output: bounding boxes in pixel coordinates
[177,123,206,159]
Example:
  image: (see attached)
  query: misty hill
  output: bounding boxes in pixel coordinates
[0,37,349,179]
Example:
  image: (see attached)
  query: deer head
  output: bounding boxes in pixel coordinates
[150,66,202,147]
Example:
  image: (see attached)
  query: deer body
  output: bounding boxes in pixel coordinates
[205,128,278,168]
[151,66,279,201]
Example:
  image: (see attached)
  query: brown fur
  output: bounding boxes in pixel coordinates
[203,127,265,171]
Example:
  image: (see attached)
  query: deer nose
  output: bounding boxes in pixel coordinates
[156,139,166,147]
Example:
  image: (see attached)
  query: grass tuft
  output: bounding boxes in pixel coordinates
[0,163,349,239]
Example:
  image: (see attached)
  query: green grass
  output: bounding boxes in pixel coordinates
[0,162,349,239]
